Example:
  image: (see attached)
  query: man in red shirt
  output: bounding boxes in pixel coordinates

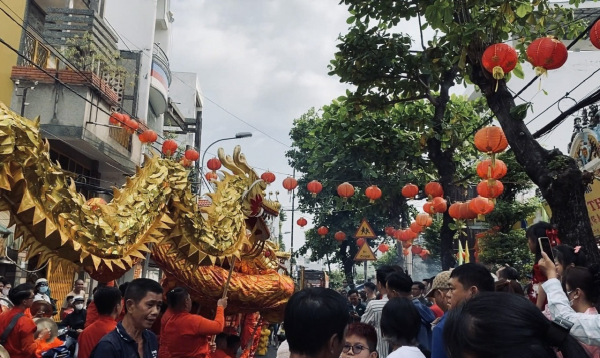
[77,287,122,358]
[212,333,231,358]
[0,283,50,358]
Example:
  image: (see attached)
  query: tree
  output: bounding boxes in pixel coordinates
[287,97,483,279]
[330,0,600,263]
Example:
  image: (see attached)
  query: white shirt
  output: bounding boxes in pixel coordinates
[361,295,389,358]
[387,346,425,358]
[542,278,600,346]
[276,340,289,358]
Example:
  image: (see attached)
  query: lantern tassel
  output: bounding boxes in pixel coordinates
[492,66,505,80]
[312,193,317,198]
[369,199,375,204]
[478,214,485,221]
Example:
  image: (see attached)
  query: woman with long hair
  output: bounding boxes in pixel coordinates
[562,265,600,356]
[444,292,588,358]
[553,245,587,281]
[159,287,227,358]
[381,298,425,358]
[495,279,525,296]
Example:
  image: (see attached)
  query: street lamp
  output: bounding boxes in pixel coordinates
[200,132,253,192]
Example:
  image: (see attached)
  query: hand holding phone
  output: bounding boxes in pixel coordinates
[538,237,554,261]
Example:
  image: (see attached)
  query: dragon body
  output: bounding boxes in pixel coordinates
[0,102,293,321]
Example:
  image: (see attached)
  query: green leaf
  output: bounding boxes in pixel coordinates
[513,62,525,80]
[510,103,531,121]
[346,16,355,24]
[515,4,531,18]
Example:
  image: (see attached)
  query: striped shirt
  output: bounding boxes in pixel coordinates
[361,295,389,358]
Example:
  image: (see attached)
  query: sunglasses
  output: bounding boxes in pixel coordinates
[343,344,370,354]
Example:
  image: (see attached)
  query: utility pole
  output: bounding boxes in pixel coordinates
[290,168,296,279]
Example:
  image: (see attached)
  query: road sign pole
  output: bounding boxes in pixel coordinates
[364,261,367,284]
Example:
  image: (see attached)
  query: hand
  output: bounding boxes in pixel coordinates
[34,310,46,318]
[38,328,50,340]
[350,312,359,318]
[209,342,217,353]
[76,329,83,333]
[538,252,558,279]
[217,298,228,309]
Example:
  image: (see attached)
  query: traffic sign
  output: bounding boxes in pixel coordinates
[354,243,377,261]
[354,218,376,239]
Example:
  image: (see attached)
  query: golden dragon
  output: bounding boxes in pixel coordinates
[0,102,293,322]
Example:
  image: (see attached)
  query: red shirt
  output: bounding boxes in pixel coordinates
[0,307,38,358]
[77,316,117,358]
[159,306,225,358]
[527,264,548,306]
[212,348,231,358]
[84,301,98,329]
[35,337,63,358]
[430,304,444,318]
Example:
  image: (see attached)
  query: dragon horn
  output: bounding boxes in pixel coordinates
[232,146,254,175]
[218,148,244,175]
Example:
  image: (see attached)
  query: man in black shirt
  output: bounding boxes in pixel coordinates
[347,289,366,323]
[60,295,86,354]
[91,278,163,358]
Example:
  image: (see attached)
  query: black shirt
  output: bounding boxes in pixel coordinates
[90,321,158,358]
[60,309,86,338]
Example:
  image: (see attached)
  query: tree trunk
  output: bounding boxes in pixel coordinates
[470,66,600,264]
[427,68,459,270]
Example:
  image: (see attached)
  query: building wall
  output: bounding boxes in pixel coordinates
[0,0,27,105]
[104,0,158,122]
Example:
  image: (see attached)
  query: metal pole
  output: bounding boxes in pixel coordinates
[364,262,367,284]
[20,87,28,116]
[289,168,296,278]
[195,110,202,194]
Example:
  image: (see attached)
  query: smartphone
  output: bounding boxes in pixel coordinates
[538,237,554,260]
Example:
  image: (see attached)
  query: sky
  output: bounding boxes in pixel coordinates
[167,1,598,259]
[168,0,358,255]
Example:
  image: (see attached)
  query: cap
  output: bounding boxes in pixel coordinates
[73,295,85,302]
[35,278,48,285]
[425,271,452,297]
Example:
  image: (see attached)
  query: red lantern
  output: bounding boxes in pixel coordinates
[124,118,139,134]
[307,180,323,197]
[162,140,178,156]
[590,20,600,49]
[449,202,462,219]
[420,250,430,260]
[365,185,382,204]
[460,201,478,220]
[425,182,444,198]
[432,197,447,213]
[335,231,347,242]
[403,249,410,256]
[469,196,495,218]
[411,245,423,255]
[86,197,106,211]
[180,158,192,168]
[337,182,355,201]
[184,149,200,162]
[423,202,434,215]
[482,43,518,80]
[378,243,389,253]
[402,241,412,249]
[207,158,222,172]
[385,226,395,237]
[402,183,419,199]
[297,217,308,228]
[356,238,365,246]
[477,180,504,199]
[109,112,123,126]
[527,36,568,75]
[476,159,507,180]
[393,230,403,241]
[404,229,417,241]
[474,126,508,154]
[139,130,157,144]
[410,221,423,234]
[415,213,430,227]
[283,177,298,193]
[317,226,329,238]
[261,171,276,185]
[205,172,218,181]
[425,216,433,228]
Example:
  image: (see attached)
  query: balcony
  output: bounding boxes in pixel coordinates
[149,44,171,115]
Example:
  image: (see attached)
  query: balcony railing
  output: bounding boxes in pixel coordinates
[152,43,171,86]
[20,32,51,68]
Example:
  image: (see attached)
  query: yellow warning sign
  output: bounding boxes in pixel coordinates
[354,243,377,261]
[354,218,376,239]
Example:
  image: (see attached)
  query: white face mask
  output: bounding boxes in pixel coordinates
[38,286,48,294]
[1,288,7,296]
[75,304,84,310]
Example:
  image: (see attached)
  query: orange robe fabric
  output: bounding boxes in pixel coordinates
[159,306,225,358]
[35,337,63,358]
[0,307,38,358]
[77,316,117,358]
[212,348,232,358]
[83,301,98,329]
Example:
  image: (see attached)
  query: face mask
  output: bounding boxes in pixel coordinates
[38,286,48,293]
[75,304,84,310]
[1,289,7,296]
